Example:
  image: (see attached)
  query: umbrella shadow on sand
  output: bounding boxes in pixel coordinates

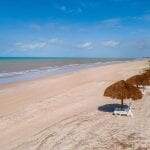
[98,103,128,113]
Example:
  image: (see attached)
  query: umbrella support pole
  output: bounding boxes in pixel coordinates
[121,99,123,108]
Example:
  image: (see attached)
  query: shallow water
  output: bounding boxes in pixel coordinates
[0,57,134,84]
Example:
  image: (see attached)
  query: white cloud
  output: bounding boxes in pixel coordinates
[48,38,63,44]
[15,38,63,51]
[58,5,82,14]
[77,42,93,50]
[101,40,120,48]
[15,42,47,50]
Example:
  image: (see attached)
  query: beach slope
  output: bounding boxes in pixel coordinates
[0,60,149,150]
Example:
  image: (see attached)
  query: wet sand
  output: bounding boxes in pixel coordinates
[0,60,149,150]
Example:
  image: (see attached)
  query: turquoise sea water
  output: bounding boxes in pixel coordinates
[0,57,135,84]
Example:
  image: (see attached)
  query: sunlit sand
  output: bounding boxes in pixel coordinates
[0,60,149,150]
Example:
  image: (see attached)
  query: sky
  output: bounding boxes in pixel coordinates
[0,0,150,58]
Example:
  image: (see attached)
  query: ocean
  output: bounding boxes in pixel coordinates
[0,57,135,84]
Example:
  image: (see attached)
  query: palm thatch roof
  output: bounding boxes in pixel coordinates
[126,75,144,87]
[142,77,150,86]
[142,69,150,79]
[140,69,150,86]
[104,80,142,102]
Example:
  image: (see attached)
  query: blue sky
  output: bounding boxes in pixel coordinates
[0,0,150,57]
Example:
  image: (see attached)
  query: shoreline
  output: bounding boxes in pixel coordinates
[0,58,144,86]
[0,59,149,150]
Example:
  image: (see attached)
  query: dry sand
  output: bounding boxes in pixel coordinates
[0,60,149,150]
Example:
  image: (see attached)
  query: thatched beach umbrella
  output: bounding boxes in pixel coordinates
[126,75,144,88]
[141,71,150,86]
[104,80,142,107]
[142,78,150,86]
[142,69,150,79]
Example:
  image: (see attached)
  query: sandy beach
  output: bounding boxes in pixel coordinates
[0,60,149,150]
